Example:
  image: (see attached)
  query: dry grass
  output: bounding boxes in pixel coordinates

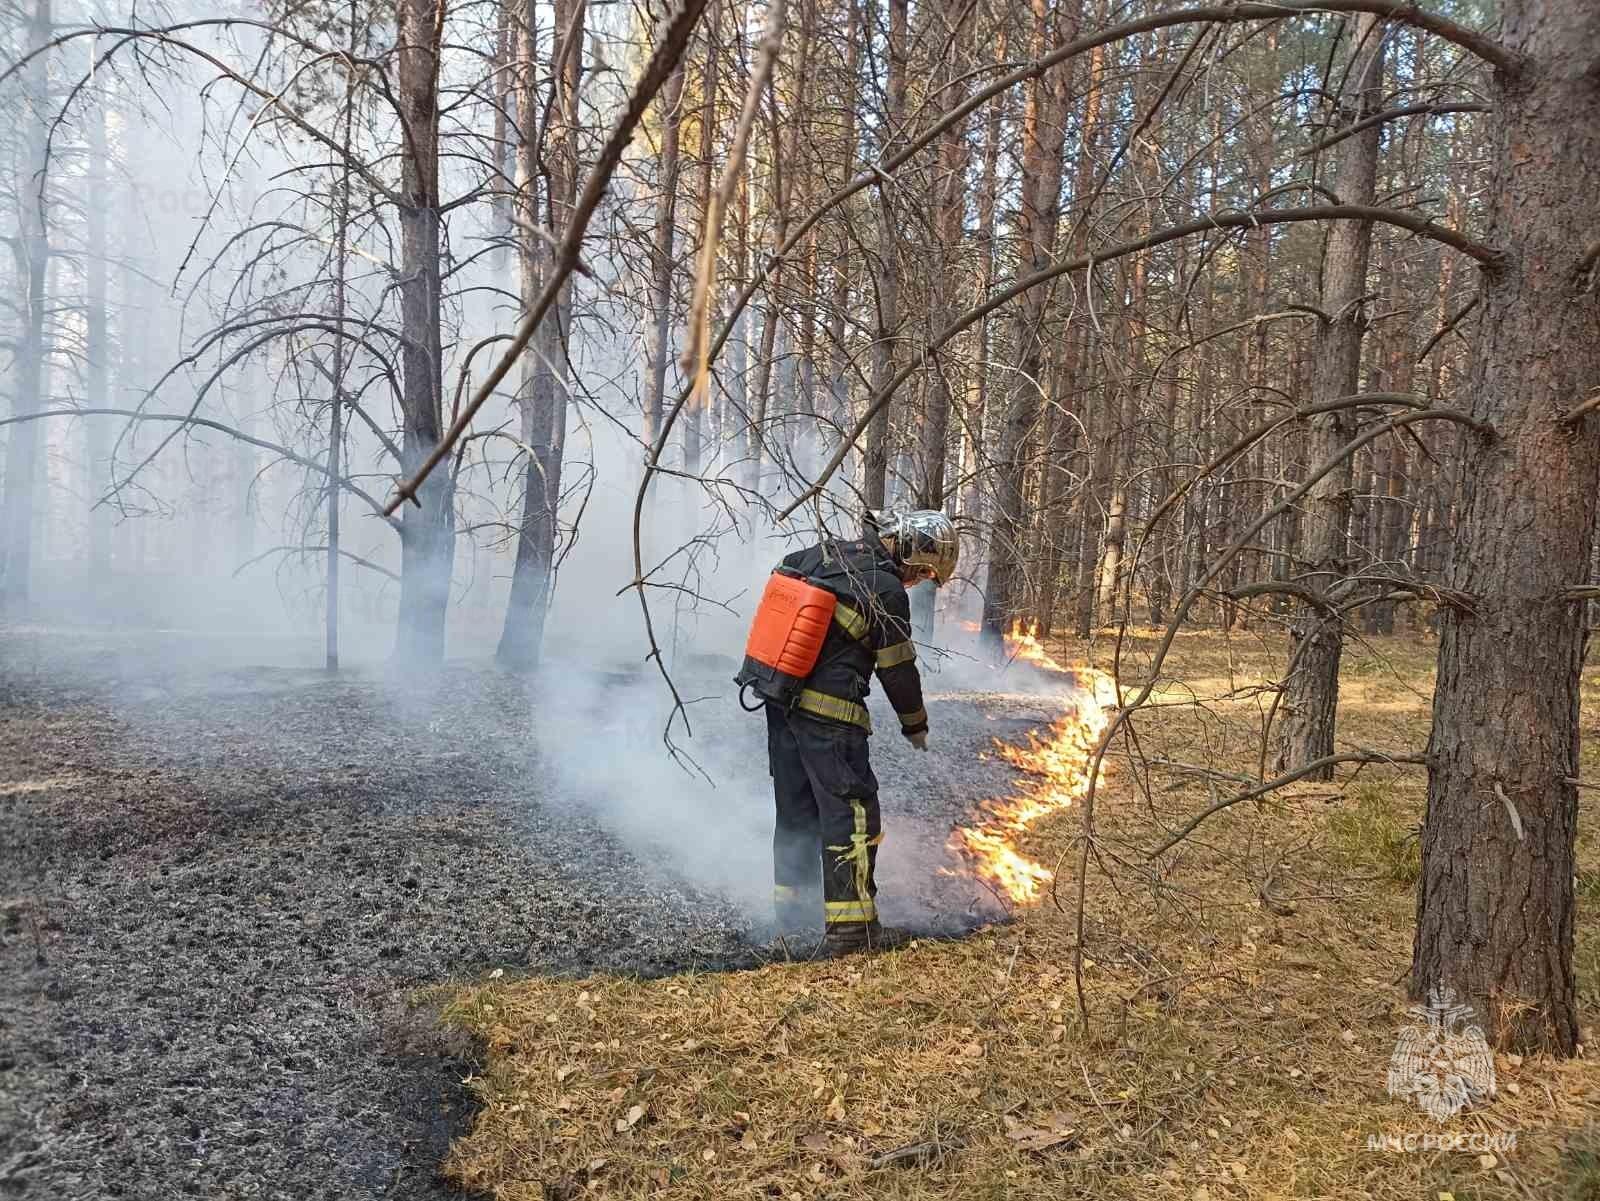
[438,624,1600,1200]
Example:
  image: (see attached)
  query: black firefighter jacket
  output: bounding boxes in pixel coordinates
[778,537,928,738]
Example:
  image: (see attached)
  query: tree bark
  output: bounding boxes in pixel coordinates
[862,0,906,512]
[915,0,972,514]
[1413,0,1600,1054]
[86,63,110,581]
[1,0,52,611]
[980,0,1073,647]
[393,0,453,664]
[498,0,585,670]
[1273,14,1384,777]
[643,61,685,447]
[683,2,721,476]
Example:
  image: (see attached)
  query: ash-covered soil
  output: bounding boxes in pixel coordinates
[0,624,1078,1200]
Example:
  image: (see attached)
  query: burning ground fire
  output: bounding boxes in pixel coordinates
[945,622,1117,905]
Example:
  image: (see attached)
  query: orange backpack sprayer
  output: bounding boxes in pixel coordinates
[735,568,838,708]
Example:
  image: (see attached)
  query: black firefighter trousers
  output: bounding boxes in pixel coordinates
[765,704,883,936]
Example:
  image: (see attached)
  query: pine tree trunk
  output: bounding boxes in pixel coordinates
[1,0,52,611]
[498,0,584,670]
[1413,0,1600,1054]
[643,62,685,447]
[683,2,721,476]
[1272,15,1384,776]
[85,70,110,581]
[393,0,453,664]
[915,0,971,516]
[862,0,907,512]
[980,0,1073,647]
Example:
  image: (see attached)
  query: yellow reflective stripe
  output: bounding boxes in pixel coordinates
[834,602,869,641]
[825,799,876,914]
[898,706,928,728]
[796,689,872,731]
[875,640,916,669]
[773,884,800,899]
[824,899,876,923]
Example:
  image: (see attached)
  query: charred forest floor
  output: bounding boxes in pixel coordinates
[0,622,1045,1200]
[443,624,1600,1201]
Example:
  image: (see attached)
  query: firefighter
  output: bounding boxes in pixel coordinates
[761,509,959,956]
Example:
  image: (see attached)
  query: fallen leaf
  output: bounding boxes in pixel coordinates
[1478,1153,1498,1170]
[740,1131,758,1151]
[802,1133,829,1152]
[962,1041,985,1058]
[862,1121,883,1137]
[1229,1161,1247,1180]
[826,1094,846,1121]
[586,1157,606,1173]
[809,1163,826,1181]
[701,1148,716,1162]
[556,1065,578,1082]
[614,1103,646,1134]
[488,968,504,980]
[1006,1124,1077,1153]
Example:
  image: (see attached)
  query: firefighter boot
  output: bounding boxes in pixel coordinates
[821,919,915,956]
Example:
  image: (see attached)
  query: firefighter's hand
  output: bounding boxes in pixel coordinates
[906,730,928,751]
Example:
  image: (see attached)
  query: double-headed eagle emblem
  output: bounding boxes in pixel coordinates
[1386,984,1497,1121]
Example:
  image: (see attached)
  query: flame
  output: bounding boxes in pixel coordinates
[946,621,1115,905]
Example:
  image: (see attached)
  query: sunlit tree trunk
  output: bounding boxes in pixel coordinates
[980,0,1073,647]
[643,61,685,447]
[683,1,720,476]
[1414,0,1600,1054]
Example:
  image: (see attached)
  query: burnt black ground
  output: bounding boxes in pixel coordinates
[0,624,1076,1200]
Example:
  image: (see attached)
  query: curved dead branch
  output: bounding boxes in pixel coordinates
[1146,751,1430,858]
[0,408,399,528]
[1303,101,1488,156]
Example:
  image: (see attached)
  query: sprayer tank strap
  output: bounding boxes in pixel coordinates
[795,688,872,732]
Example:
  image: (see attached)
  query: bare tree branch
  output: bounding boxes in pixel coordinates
[1147,751,1430,858]
[382,0,712,514]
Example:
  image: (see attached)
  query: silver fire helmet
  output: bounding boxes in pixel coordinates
[867,509,960,585]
